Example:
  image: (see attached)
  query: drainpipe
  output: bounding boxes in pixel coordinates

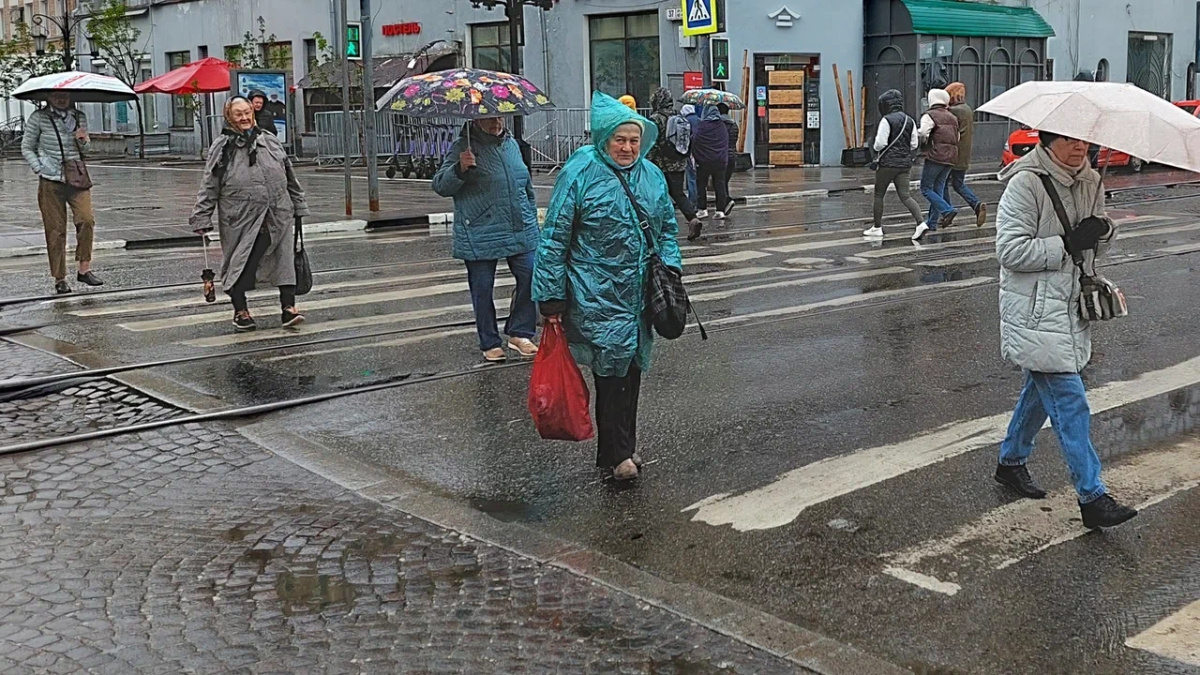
[540,7,550,97]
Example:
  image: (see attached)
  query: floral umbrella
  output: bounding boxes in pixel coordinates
[679,88,745,110]
[374,68,554,117]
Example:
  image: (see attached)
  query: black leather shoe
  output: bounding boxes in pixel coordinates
[994,464,1047,499]
[76,271,104,287]
[54,280,71,295]
[1080,495,1138,529]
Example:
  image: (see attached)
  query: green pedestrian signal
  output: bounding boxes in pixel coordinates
[346,22,363,61]
[711,37,730,82]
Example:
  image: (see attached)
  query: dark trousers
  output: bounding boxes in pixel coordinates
[228,225,295,313]
[664,171,698,221]
[464,251,537,351]
[593,364,641,469]
[942,168,981,210]
[696,161,729,212]
[725,157,736,202]
[872,167,924,227]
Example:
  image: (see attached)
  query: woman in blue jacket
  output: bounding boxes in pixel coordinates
[534,92,683,482]
[433,117,540,362]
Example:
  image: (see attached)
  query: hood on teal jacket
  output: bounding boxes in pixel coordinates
[432,122,539,261]
[532,91,682,378]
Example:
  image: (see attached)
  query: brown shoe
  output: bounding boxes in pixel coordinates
[483,347,507,362]
[975,202,988,227]
[507,337,538,357]
[612,459,639,481]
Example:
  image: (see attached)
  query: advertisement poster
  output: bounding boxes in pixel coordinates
[232,70,288,144]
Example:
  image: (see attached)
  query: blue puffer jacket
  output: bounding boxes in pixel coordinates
[533,91,683,378]
[432,124,539,261]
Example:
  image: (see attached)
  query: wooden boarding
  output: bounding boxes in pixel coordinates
[769,128,804,144]
[769,150,804,165]
[770,109,805,124]
[769,70,805,86]
[769,89,804,105]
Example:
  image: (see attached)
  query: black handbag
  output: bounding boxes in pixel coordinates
[1038,174,1128,321]
[611,167,707,341]
[293,218,313,296]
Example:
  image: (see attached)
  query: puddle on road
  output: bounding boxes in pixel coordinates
[276,571,358,616]
[469,496,537,522]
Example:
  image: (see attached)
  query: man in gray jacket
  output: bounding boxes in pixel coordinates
[21,92,102,294]
[993,130,1136,529]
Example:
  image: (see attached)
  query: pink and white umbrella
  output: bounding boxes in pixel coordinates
[13,71,137,104]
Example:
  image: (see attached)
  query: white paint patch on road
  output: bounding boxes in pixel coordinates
[882,439,1200,594]
[1126,599,1200,667]
[881,567,961,596]
[689,267,911,303]
[701,277,992,327]
[685,353,1200,531]
[681,250,772,265]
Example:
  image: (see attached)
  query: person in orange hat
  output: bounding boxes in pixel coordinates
[618,94,637,111]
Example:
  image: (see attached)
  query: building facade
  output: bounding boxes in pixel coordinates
[6,0,1195,165]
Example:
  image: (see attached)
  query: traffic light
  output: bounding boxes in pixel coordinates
[711,36,729,82]
[346,22,363,61]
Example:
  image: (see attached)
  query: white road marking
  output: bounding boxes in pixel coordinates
[263,327,477,362]
[690,267,912,303]
[783,257,832,266]
[701,277,992,328]
[1126,599,1200,666]
[684,353,1200,531]
[856,237,995,259]
[882,438,1200,595]
[681,250,773,265]
[880,567,962,596]
[1119,221,1200,240]
[179,304,475,348]
[915,253,996,267]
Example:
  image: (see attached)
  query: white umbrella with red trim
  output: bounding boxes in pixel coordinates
[13,71,137,104]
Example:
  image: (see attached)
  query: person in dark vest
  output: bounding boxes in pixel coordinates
[864,89,923,237]
[914,88,959,241]
[940,82,986,228]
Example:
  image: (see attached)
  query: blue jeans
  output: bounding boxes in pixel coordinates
[942,168,981,210]
[465,251,537,351]
[685,158,698,208]
[920,161,954,228]
[998,371,1107,503]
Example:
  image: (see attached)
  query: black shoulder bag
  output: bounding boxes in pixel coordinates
[1037,173,1128,321]
[611,168,707,341]
[293,219,313,296]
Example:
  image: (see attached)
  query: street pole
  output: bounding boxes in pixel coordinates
[506,2,530,170]
[360,0,379,212]
[339,0,353,217]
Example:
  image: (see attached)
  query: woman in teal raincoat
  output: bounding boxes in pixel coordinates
[533,92,683,481]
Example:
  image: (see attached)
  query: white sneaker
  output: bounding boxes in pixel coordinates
[713,211,727,220]
[695,209,709,219]
[911,223,930,241]
[863,226,884,237]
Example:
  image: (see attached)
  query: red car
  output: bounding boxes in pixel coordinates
[1001,127,1141,171]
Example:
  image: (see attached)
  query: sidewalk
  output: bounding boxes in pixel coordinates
[0,339,810,673]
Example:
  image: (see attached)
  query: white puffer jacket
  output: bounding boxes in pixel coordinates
[995,145,1114,374]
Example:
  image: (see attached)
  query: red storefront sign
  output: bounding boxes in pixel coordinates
[382,22,421,36]
[683,71,704,90]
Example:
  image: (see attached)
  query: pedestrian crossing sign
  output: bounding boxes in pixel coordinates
[682,0,718,36]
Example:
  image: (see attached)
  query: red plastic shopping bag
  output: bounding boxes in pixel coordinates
[528,319,595,441]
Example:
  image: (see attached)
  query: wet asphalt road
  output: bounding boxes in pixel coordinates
[5,175,1200,673]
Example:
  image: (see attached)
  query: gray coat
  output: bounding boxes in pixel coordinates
[189,132,310,289]
[21,107,89,183]
[995,146,1114,374]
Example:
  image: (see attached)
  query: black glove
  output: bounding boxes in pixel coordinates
[1062,216,1109,255]
[539,300,567,317]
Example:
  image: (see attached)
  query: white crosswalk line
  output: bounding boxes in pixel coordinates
[1119,221,1200,240]
[855,236,995,259]
[689,267,912,302]
[881,438,1200,595]
[684,353,1200,531]
[1126,598,1200,666]
[681,250,773,265]
[179,304,476,348]
[263,327,477,362]
[915,253,996,267]
[701,277,992,328]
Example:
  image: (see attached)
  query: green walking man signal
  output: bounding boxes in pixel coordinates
[346,22,363,61]
[711,36,730,82]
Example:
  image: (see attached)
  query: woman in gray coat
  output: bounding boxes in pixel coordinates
[190,97,310,332]
[992,130,1136,529]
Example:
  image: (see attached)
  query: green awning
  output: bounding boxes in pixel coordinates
[901,0,1055,38]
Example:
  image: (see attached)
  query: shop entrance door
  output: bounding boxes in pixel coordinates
[753,54,820,166]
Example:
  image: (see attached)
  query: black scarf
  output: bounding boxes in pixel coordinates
[215,126,259,177]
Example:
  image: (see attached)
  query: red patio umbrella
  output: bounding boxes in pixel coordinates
[134,57,234,94]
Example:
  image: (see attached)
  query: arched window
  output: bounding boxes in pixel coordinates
[954,46,983,107]
[1096,59,1110,82]
[987,47,1012,99]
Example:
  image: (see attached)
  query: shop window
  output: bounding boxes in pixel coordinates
[471,23,511,73]
[167,50,191,128]
[589,12,660,107]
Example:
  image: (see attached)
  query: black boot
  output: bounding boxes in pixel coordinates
[76,271,104,287]
[687,218,703,242]
[1080,495,1138,529]
[994,464,1047,499]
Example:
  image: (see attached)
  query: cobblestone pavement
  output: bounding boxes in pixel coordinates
[0,340,183,446]
[0,422,803,673]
